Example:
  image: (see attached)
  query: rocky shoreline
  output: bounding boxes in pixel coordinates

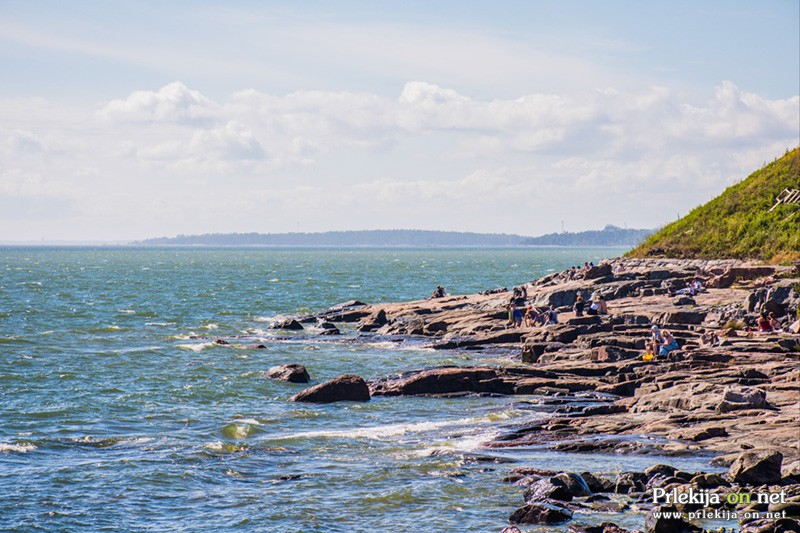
[269,257,800,532]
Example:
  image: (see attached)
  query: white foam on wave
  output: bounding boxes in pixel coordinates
[177,342,214,352]
[0,442,37,453]
[276,416,484,441]
[117,309,136,315]
[145,322,176,327]
[200,324,219,330]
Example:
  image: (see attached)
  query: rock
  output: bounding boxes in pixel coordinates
[509,502,573,524]
[707,266,776,289]
[370,367,506,396]
[689,473,729,489]
[267,364,310,383]
[717,386,769,413]
[499,527,522,533]
[273,318,304,330]
[569,522,637,533]
[584,263,613,280]
[728,450,783,485]
[644,505,701,532]
[614,472,647,494]
[552,472,593,497]
[580,472,614,493]
[645,464,678,480]
[673,296,696,306]
[688,427,728,441]
[524,477,574,502]
[590,345,641,362]
[289,374,370,403]
[768,501,800,517]
[659,310,707,325]
[357,309,388,332]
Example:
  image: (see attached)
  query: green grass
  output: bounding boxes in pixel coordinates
[627,147,800,263]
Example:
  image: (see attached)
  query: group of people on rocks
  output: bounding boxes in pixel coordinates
[573,293,607,317]
[758,311,784,333]
[648,325,680,358]
[667,277,704,297]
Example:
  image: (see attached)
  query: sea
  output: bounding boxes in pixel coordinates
[0,247,724,532]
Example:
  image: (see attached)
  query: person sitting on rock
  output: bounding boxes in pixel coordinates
[658,330,679,357]
[594,295,608,315]
[430,285,446,299]
[573,294,585,317]
[544,305,559,325]
[768,312,783,332]
[757,312,773,332]
[649,325,664,355]
[691,278,704,294]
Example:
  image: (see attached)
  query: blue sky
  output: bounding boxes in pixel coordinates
[1,1,798,241]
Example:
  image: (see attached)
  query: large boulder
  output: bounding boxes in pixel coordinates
[509,502,573,524]
[369,367,505,396]
[727,450,783,486]
[289,374,370,403]
[266,364,310,383]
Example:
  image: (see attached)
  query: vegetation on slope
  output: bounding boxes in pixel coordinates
[627,147,800,263]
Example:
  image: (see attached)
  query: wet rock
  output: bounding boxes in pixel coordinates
[552,472,593,497]
[509,501,573,524]
[273,318,304,330]
[289,374,370,403]
[687,427,728,441]
[644,505,701,532]
[524,477,574,502]
[614,472,647,494]
[357,309,388,332]
[267,364,311,383]
[728,450,783,485]
[568,521,637,533]
[579,472,615,493]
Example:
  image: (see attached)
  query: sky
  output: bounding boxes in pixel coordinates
[1,0,798,242]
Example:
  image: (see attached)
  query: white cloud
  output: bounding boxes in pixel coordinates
[99,82,219,124]
[0,79,797,239]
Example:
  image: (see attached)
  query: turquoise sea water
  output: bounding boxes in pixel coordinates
[0,247,720,532]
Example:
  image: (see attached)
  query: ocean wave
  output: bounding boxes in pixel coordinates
[176,342,215,352]
[0,442,37,454]
[145,322,176,327]
[117,309,136,315]
[274,417,485,441]
[200,324,219,330]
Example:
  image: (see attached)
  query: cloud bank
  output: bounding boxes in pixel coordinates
[1,80,797,240]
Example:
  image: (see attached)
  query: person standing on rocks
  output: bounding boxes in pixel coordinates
[573,295,585,317]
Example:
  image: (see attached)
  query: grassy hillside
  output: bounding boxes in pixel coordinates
[627,147,800,263]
